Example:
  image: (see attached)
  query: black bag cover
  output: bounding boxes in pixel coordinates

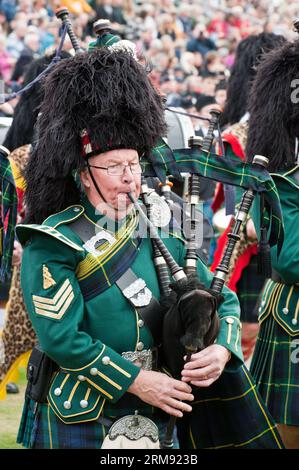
[162,275,222,378]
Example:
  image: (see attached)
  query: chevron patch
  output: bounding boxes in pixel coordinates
[32,279,74,319]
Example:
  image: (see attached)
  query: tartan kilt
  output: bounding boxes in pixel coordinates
[250,314,299,426]
[17,398,178,449]
[177,364,284,449]
[236,254,264,323]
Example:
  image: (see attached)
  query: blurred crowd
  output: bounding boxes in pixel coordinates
[0,0,298,126]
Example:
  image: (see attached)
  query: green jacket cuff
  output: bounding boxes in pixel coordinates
[62,344,141,403]
[215,315,244,368]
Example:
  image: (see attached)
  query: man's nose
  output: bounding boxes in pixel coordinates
[122,165,134,182]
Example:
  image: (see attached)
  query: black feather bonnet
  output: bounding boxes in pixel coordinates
[24,48,167,223]
[221,32,286,127]
[247,39,299,171]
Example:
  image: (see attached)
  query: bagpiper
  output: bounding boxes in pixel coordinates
[247,30,299,449]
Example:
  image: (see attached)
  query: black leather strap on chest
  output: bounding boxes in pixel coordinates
[69,215,164,345]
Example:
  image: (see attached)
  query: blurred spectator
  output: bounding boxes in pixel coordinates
[11,30,40,82]
[94,0,114,22]
[74,12,91,40]
[59,0,93,15]
[0,34,15,80]
[184,75,203,102]
[160,78,182,107]
[6,20,27,59]
[112,0,127,25]
[195,95,218,137]
[0,8,10,35]
[0,0,17,23]
[39,18,58,53]
[180,51,198,76]
[138,4,158,39]
[177,4,195,35]
[207,11,229,40]
[187,24,216,56]
[31,1,52,24]
[215,80,227,110]
[173,66,185,83]
[94,0,126,24]
[202,51,226,76]
[200,75,218,96]
[157,13,182,41]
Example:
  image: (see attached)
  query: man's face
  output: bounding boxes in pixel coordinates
[201,78,216,96]
[215,89,227,108]
[80,148,141,219]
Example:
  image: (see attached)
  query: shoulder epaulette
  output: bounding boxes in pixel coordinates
[16,205,85,251]
[43,205,85,228]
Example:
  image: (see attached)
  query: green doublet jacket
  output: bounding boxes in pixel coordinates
[16,197,242,425]
[252,167,299,335]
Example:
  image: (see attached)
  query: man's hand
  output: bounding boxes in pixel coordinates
[181,344,231,387]
[128,370,194,418]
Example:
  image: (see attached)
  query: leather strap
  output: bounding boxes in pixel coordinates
[69,214,164,345]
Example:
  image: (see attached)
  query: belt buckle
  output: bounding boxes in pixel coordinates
[122,349,153,370]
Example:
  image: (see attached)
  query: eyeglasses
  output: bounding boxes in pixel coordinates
[88,162,142,176]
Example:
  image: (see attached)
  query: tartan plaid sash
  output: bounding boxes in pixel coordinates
[74,209,145,299]
[0,153,18,282]
[146,140,284,252]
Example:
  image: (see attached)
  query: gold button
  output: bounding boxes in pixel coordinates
[137,342,144,351]
[78,375,86,381]
[292,318,298,325]
[90,367,98,376]
[282,308,289,315]
[137,319,144,328]
[80,400,88,408]
[225,318,234,325]
[54,387,62,396]
[102,356,110,365]
[63,401,71,409]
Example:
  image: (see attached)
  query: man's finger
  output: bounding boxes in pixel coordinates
[191,377,216,387]
[166,397,192,413]
[172,390,194,402]
[173,379,192,393]
[181,365,217,380]
[183,355,211,369]
[163,405,183,418]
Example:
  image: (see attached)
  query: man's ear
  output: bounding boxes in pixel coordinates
[80,168,91,189]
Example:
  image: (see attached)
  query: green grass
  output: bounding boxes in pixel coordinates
[0,367,26,449]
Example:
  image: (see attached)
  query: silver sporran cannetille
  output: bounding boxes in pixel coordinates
[101,411,160,449]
